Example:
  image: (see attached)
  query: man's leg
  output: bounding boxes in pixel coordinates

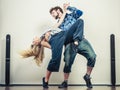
[58,43,77,88]
[86,66,93,75]
[64,19,84,46]
[58,73,70,88]
[77,38,96,88]
[43,31,66,88]
[59,18,84,87]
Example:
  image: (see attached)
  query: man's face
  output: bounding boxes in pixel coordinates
[50,10,59,19]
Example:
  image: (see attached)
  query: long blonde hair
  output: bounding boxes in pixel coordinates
[20,44,44,66]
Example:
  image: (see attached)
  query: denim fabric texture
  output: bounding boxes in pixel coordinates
[59,6,83,31]
[64,38,96,73]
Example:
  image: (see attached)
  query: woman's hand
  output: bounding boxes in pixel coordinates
[32,36,40,45]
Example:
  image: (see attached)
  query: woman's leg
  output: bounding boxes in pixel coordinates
[43,31,66,88]
[47,31,66,72]
[45,70,52,82]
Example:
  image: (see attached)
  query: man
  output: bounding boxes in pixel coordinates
[50,6,96,88]
[59,24,96,88]
[48,4,96,89]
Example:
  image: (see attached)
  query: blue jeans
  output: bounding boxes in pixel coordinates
[64,38,96,73]
[47,19,84,72]
[47,31,66,72]
[64,19,84,45]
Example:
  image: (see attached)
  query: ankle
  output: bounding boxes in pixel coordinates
[64,80,68,83]
[43,77,48,83]
[84,74,91,79]
[45,79,48,83]
[44,77,49,83]
[86,73,90,76]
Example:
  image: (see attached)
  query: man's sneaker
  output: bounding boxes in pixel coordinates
[58,81,68,88]
[83,74,93,88]
[42,77,48,88]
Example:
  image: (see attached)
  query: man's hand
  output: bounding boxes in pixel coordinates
[63,3,70,10]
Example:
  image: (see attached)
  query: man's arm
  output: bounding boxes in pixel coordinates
[52,5,67,29]
[67,6,83,19]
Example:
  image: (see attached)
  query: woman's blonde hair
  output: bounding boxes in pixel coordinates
[20,44,44,66]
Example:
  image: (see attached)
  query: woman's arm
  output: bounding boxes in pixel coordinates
[41,38,51,49]
[33,36,51,49]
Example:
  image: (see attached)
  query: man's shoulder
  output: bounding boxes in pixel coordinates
[65,13,73,18]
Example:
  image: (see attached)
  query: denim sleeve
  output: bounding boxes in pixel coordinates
[67,6,83,19]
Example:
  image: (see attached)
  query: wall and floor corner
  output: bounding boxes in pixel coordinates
[0,0,120,86]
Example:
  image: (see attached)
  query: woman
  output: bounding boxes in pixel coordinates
[20,3,82,88]
[20,4,67,65]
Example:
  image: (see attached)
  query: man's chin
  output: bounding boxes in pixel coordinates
[55,17,58,19]
[55,15,59,19]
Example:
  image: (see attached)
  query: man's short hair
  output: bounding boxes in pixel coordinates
[49,6,63,14]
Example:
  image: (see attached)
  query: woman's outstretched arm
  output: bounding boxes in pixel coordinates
[41,38,51,49]
[33,36,51,49]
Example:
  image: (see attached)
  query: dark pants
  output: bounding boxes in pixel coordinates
[47,31,66,72]
[64,38,96,73]
[64,19,84,45]
[47,19,84,72]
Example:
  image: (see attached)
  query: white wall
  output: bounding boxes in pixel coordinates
[0,0,120,85]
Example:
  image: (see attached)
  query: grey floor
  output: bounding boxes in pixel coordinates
[0,86,119,90]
